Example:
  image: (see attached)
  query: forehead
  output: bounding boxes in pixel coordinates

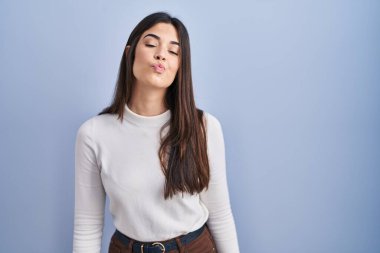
[141,23,179,42]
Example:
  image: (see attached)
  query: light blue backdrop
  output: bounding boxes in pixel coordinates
[1,0,379,252]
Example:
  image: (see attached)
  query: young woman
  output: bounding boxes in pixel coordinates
[73,12,240,253]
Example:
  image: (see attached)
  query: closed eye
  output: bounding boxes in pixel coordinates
[145,44,178,56]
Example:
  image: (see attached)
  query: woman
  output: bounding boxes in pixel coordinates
[73,12,240,253]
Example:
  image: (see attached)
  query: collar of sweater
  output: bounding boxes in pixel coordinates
[123,103,171,127]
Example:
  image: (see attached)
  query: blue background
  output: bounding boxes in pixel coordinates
[1,0,379,252]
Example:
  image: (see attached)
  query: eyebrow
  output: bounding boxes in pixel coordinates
[143,33,180,46]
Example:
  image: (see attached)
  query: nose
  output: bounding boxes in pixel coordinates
[154,47,166,61]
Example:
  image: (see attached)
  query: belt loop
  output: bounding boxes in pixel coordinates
[175,237,185,253]
[127,237,135,252]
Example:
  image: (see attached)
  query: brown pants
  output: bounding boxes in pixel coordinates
[109,225,218,253]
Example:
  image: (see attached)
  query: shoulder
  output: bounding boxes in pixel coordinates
[76,113,116,140]
[202,110,223,133]
[201,111,226,159]
[201,110,225,147]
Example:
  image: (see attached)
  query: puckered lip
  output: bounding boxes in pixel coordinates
[151,63,166,70]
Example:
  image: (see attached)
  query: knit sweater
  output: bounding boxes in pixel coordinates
[73,103,240,253]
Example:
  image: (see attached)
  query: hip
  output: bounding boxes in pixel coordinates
[108,223,217,253]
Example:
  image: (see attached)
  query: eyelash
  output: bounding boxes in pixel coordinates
[145,44,178,56]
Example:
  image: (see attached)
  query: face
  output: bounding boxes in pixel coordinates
[127,22,180,89]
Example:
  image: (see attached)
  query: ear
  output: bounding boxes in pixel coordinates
[125,45,131,57]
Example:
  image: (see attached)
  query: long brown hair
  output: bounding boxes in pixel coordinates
[98,12,210,199]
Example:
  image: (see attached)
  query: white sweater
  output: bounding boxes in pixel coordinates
[73,103,240,253]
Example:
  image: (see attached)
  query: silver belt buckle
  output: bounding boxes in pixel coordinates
[140,242,165,253]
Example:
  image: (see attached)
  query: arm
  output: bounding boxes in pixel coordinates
[73,119,106,253]
[200,114,240,253]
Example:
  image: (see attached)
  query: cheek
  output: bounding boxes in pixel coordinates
[168,59,180,75]
[134,48,147,66]
[167,63,179,83]
[133,48,150,76]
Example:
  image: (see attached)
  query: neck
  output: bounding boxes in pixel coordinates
[128,83,168,116]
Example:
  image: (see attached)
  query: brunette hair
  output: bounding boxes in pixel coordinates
[98,12,210,199]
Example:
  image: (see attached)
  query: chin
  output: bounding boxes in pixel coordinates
[147,78,173,88]
[148,81,171,89]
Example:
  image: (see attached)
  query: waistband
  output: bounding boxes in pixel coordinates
[114,223,206,253]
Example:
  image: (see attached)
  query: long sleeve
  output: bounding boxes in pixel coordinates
[200,114,240,253]
[73,119,106,253]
